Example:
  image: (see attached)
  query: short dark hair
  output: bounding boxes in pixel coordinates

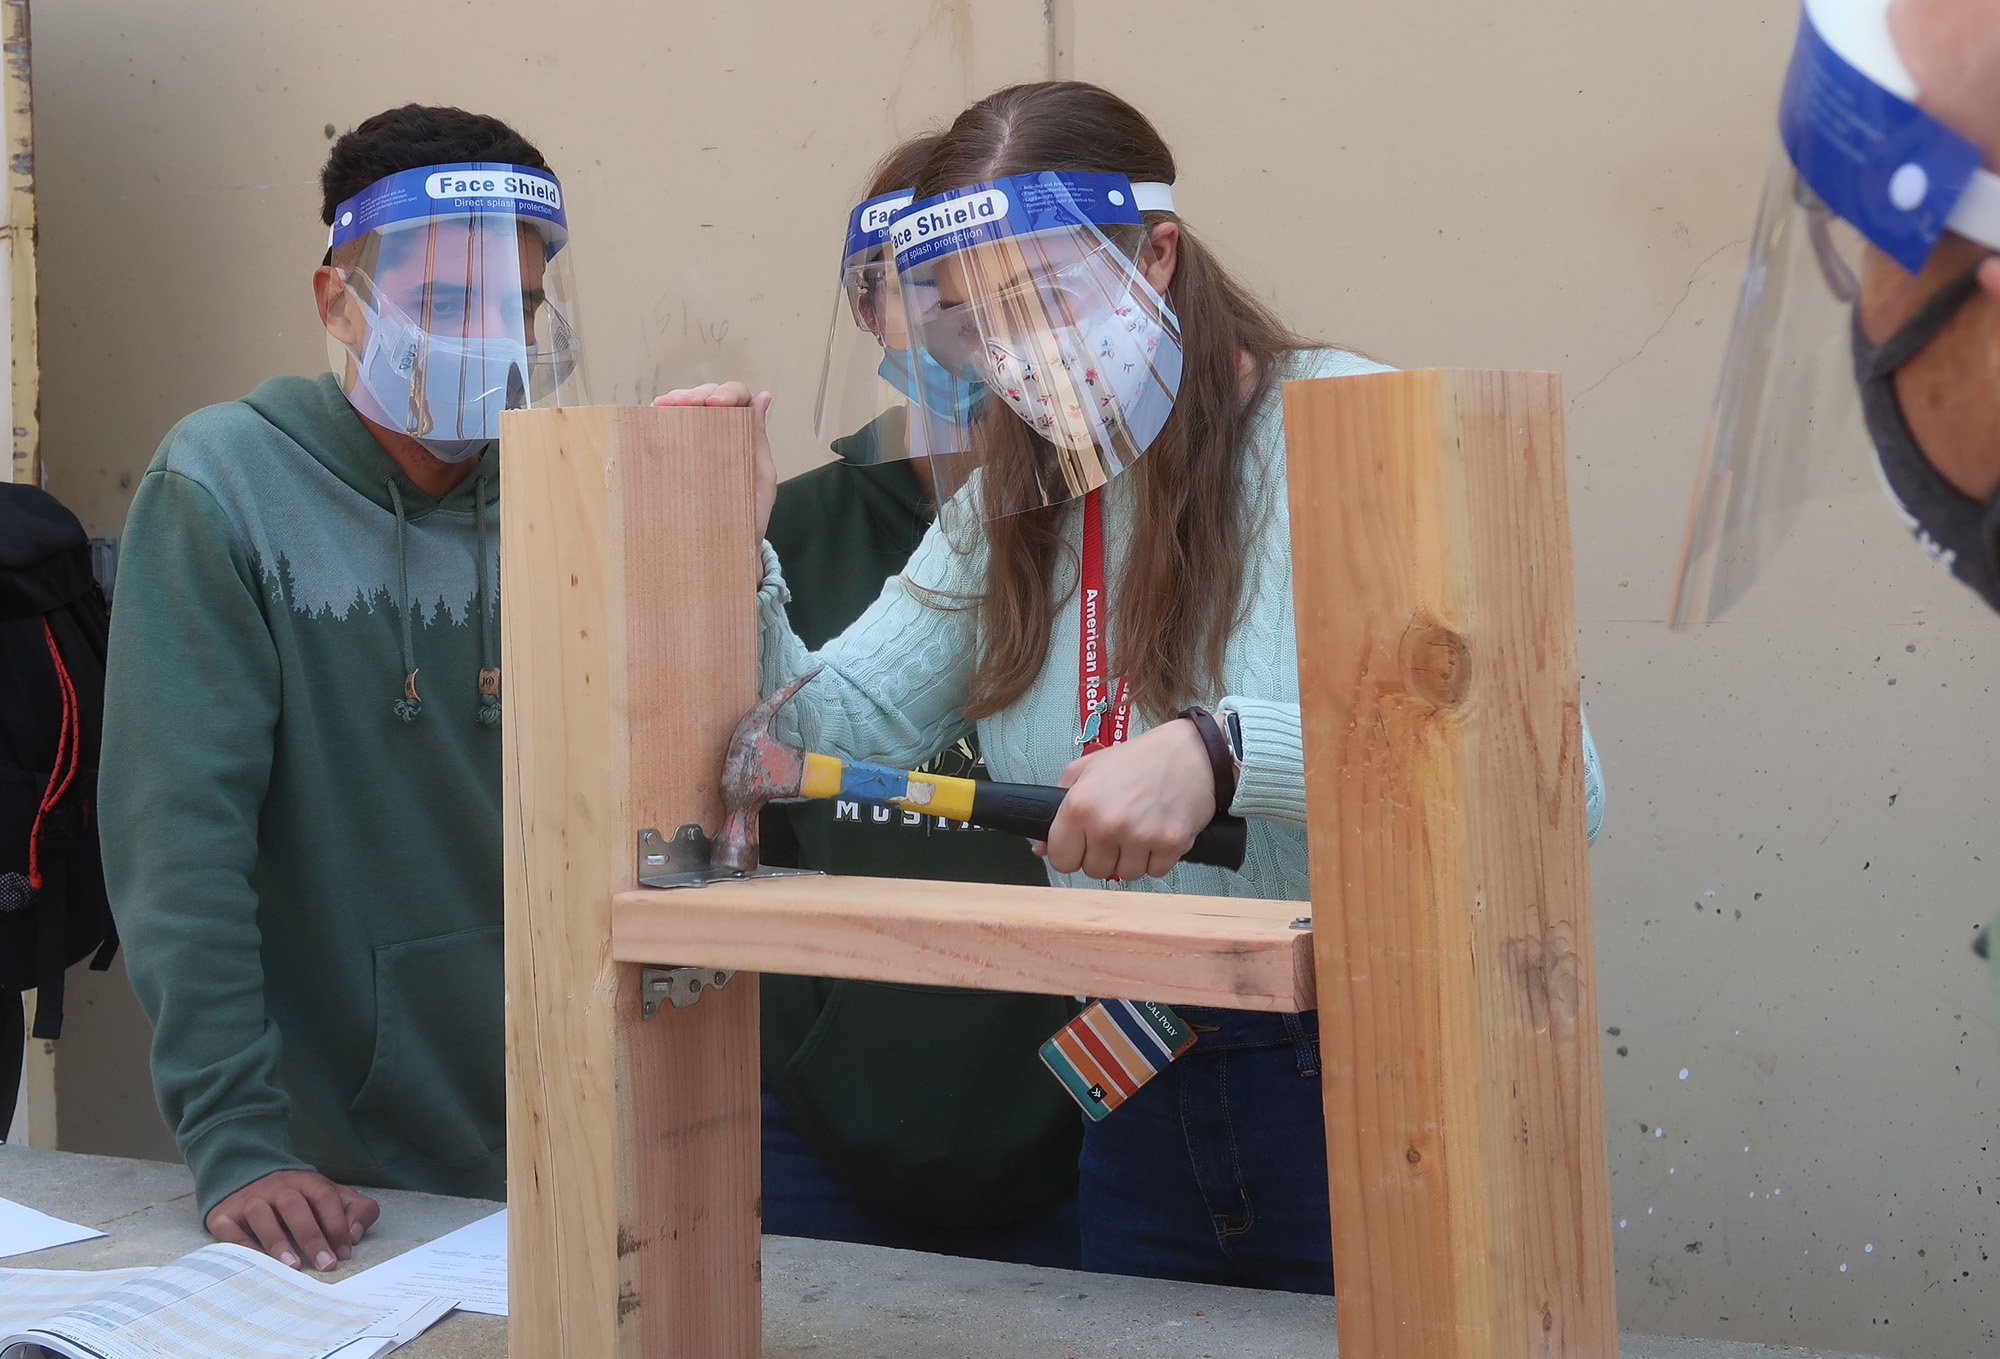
[863,134,941,203]
[320,105,548,226]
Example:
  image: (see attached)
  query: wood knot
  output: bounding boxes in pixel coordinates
[1399,621,1470,709]
[1406,1147,1422,1164]
[1510,922,1581,1035]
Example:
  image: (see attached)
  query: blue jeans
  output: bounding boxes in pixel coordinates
[1078,1007,1333,1294]
[761,1088,1082,1269]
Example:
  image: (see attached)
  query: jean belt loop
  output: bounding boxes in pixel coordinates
[1281,1010,1319,1077]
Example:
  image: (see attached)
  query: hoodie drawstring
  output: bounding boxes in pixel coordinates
[474,473,501,726]
[385,474,500,728]
[386,478,423,723]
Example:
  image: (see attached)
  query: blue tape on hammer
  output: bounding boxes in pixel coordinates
[837,760,909,806]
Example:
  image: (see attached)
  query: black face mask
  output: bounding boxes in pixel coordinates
[1851,261,2000,610]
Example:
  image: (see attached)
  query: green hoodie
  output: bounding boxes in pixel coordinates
[99,373,505,1217]
[759,413,1081,1231]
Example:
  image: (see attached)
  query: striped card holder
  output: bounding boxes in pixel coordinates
[1039,998,1197,1121]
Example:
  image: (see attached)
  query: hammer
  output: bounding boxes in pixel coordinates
[713,668,1249,876]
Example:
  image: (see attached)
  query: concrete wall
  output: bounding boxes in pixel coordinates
[26,2,2000,1356]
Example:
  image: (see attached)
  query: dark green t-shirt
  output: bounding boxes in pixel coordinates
[759,416,1079,1229]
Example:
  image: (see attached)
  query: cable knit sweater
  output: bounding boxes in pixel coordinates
[756,347,1605,904]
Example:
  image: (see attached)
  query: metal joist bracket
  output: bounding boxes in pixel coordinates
[636,825,820,891]
[640,967,735,1018]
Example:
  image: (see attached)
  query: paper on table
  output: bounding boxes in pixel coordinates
[334,1208,506,1318]
[0,1243,452,1359]
[0,1197,104,1262]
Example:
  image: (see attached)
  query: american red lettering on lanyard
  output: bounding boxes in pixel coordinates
[1077,487,1131,754]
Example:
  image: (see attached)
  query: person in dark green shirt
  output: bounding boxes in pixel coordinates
[98,107,581,1273]
[757,138,1081,1267]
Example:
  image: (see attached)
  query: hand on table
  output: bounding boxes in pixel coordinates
[206,1169,379,1272]
[1038,718,1217,882]
[653,382,777,541]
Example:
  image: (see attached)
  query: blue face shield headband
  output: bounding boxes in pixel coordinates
[325,161,588,459]
[1775,0,1997,274]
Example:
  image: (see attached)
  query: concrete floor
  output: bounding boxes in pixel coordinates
[0,1146,1884,1358]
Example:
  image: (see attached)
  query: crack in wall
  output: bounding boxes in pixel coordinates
[1570,237,1746,409]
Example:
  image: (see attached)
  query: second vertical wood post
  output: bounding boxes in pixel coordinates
[501,405,763,1359]
[1285,369,1617,1359]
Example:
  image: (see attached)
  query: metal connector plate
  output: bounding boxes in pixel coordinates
[640,967,734,1017]
[636,825,820,891]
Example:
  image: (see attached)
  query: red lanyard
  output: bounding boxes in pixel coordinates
[1078,488,1131,754]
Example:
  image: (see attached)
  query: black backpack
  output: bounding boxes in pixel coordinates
[0,483,117,1137]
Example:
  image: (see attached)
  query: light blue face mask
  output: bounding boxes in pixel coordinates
[348,287,530,462]
[878,346,984,420]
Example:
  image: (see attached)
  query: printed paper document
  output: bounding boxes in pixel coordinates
[333,1209,506,1318]
[0,1199,103,1263]
[0,1243,451,1359]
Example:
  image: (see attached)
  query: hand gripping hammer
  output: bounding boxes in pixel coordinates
[713,668,1249,876]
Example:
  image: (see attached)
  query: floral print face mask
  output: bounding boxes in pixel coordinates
[982,295,1167,453]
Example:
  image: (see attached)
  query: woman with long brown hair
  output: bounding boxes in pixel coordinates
[662,80,1603,1292]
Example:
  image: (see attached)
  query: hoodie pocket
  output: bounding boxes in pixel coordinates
[348,924,503,1170]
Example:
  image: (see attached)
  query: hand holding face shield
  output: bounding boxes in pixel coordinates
[887,171,1182,535]
[322,162,589,463]
[1672,0,2000,625]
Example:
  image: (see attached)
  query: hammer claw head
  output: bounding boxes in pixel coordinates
[712,667,821,875]
[769,665,822,708]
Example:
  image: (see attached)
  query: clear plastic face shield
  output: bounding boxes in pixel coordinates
[1670,0,2000,626]
[890,171,1182,533]
[812,189,986,464]
[323,162,589,463]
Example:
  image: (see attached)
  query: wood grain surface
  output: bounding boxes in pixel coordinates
[501,404,762,1359]
[611,875,1316,1012]
[1285,370,1617,1359]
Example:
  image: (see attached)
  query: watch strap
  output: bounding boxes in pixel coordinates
[1179,706,1238,817]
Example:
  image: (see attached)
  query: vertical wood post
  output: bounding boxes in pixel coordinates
[2,0,37,487]
[1285,370,1616,1358]
[501,405,762,1359]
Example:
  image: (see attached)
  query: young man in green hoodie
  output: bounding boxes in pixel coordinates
[99,106,585,1271]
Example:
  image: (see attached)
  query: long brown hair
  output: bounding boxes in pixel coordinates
[915,82,1310,722]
